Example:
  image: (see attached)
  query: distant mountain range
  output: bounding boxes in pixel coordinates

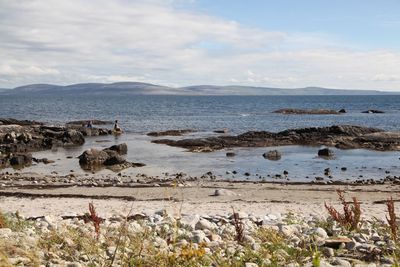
[0,82,398,95]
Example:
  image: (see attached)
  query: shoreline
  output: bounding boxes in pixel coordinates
[1,177,399,220]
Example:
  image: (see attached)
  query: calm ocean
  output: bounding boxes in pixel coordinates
[1,95,400,133]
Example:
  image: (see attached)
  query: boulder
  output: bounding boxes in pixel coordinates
[338,109,346,113]
[78,149,109,166]
[263,150,282,160]
[106,143,128,155]
[9,153,32,166]
[318,148,334,157]
[226,152,236,157]
[78,143,144,171]
[63,129,85,146]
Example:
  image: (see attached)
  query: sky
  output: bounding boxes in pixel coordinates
[0,0,399,91]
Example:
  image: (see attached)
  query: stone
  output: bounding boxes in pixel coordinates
[279,224,300,237]
[318,148,334,157]
[195,218,216,230]
[322,247,334,257]
[106,143,128,155]
[180,214,200,230]
[212,188,237,196]
[192,230,206,243]
[245,263,258,267]
[312,227,328,239]
[226,152,236,157]
[263,150,282,160]
[9,153,32,166]
[331,258,351,267]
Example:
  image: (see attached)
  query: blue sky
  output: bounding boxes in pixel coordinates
[0,0,399,90]
[190,0,400,49]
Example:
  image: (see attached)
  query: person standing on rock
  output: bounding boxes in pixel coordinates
[87,120,93,128]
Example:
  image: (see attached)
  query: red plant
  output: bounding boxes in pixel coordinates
[325,189,361,231]
[232,207,245,243]
[84,202,102,239]
[386,197,397,241]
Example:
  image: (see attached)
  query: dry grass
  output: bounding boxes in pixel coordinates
[231,207,245,244]
[386,197,398,241]
[0,211,6,229]
[324,189,361,231]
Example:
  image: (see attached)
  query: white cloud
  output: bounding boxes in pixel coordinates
[0,0,399,91]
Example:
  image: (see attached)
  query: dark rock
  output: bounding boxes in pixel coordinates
[147,129,195,137]
[33,158,55,164]
[214,129,229,134]
[66,120,113,125]
[0,118,43,126]
[78,143,144,171]
[104,154,126,165]
[9,153,32,166]
[338,109,346,113]
[318,148,334,157]
[106,143,128,155]
[63,129,85,146]
[341,167,347,171]
[78,149,109,166]
[152,125,397,152]
[283,170,289,175]
[273,109,339,115]
[362,110,385,114]
[226,152,236,157]
[263,150,282,160]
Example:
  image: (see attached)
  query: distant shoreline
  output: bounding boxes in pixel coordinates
[1,81,398,95]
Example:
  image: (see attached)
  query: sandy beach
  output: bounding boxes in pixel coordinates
[1,175,398,220]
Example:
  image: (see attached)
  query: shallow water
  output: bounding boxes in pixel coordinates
[4,132,399,182]
[1,95,399,181]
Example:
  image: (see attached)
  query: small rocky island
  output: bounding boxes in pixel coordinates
[152,125,400,152]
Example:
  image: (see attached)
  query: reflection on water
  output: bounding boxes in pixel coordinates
[5,133,399,182]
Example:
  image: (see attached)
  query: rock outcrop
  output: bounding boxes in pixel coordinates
[362,110,385,114]
[273,109,340,115]
[152,125,400,152]
[0,118,114,169]
[78,143,144,171]
[147,129,195,137]
[66,120,113,125]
